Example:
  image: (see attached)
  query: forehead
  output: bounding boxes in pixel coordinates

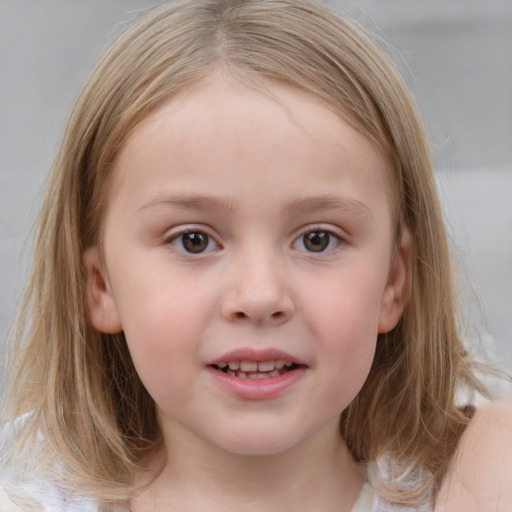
[108,74,394,219]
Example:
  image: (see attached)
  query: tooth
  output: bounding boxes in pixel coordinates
[284,361,293,367]
[257,373,270,379]
[275,360,285,369]
[238,372,247,379]
[257,361,275,372]
[269,370,280,377]
[227,369,237,376]
[228,361,240,370]
[240,360,258,372]
[248,373,260,379]
[217,361,227,368]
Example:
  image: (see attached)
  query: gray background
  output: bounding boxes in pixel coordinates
[1,1,511,375]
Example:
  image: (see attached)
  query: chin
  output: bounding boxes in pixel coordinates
[208,422,311,457]
[220,439,299,457]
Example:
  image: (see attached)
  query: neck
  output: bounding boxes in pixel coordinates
[132,418,363,512]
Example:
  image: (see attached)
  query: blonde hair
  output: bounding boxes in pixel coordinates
[2,0,489,508]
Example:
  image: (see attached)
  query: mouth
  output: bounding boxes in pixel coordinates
[210,359,302,379]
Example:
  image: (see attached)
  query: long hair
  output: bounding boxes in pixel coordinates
[2,0,489,507]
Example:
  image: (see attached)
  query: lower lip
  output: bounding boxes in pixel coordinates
[207,366,306,400]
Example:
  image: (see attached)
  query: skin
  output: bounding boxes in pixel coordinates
[436,396,512,512]
[84,73,412,511]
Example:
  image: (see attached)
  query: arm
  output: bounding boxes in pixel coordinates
[436,397,512,512]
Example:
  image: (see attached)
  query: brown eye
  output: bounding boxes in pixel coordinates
[303,231,331,252]
[171,231,215,254]
[182,232,208,253]
[293,229,342,253]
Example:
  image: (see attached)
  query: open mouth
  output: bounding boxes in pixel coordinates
[211,359,301,379]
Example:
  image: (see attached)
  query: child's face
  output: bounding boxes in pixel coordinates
[85,74,410,456]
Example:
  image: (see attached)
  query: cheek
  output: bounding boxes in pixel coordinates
[304,266,386,344]
[318,304,378,392]
[112,255,214,332]
[316,308,378,413]
[109,266,217,384]
[302,271,384,402]
[118,291,206,408]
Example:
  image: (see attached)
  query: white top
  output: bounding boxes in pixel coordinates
[0,480,421,512]
[351,482,416,512]
[352,482,375,512]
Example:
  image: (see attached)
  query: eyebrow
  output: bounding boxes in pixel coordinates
[139,193,371,218]
[283,195,371,218]
[139,195,240,214]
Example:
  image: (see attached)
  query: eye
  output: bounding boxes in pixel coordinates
[293,229,342,253]
[167,230,219,254]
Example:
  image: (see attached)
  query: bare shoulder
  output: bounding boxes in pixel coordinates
[0,487,24,512]
[436,397,512,511]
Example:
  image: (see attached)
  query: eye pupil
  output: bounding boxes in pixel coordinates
[182,232,208,253]
[304,231,329,252]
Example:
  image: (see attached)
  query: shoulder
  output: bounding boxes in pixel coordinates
[0,488,23,512]
[0,483,99,512]
[436,396,512,511]
[0,416,99,511]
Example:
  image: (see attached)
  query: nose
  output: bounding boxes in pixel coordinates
[221,251,294,326]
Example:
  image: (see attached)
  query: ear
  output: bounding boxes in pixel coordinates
[83,246,123,333]
[378,227,412,334]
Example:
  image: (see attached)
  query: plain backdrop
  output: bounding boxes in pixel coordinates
[1,0,511,376]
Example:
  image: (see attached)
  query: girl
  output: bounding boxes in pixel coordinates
[1,1,511,510]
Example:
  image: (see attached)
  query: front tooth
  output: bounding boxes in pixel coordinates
[240,360,258,372]
[275,360,285,369]
[257,360,275,372]
[247,373,260,379]
[228,361,240,370]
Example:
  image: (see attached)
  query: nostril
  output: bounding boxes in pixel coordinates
[233,311,284,320]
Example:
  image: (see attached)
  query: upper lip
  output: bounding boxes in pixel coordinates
[208,347,307,366]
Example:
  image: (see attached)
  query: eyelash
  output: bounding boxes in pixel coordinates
[164,229,220,255]
[292,228,343,254]
[163,226,345,255]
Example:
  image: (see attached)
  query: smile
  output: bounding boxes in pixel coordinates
[212,359,299,379]
[207,349,308,399]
